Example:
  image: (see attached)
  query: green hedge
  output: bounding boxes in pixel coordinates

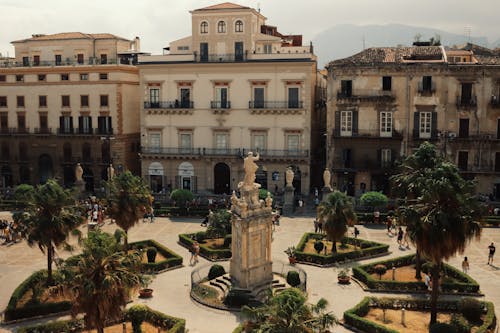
[352,254,480,294]
[294,233,389,266]
[344,297,496,333]
[16,305,186,333]
[482,215,500,227]
[4,270,72,322]
[179,233,231,260]
[154,206,210,217]
[356,212,390,223]
[129,239,183,273]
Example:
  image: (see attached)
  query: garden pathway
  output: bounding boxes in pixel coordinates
[0,212,499,333]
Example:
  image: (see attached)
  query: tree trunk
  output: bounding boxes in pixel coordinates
[415,249,422,280]
[429,262,441,325]
[124,229,129,250]
[331,241,337,253]
[47,244,53,285]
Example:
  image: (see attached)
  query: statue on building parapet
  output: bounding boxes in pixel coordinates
[107,164,115,180]
[265,192,273,208]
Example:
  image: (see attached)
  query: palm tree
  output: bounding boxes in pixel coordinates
[393,143,482,325]
[317,191,356,253]
[13,179,84,285]
[62,231,147,333]
[242,288,337,332]
[391,142,443,279]
[105,171,152,249]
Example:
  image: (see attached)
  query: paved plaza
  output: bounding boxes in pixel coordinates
[0,211,499,333]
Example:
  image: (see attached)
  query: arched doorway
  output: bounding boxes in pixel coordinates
[255,165,268,190]
[101,141,110,164]
[38,154,53,183]
[178,162,195,192]
[63,166,75,187]
[148,162,164,193]
[63,142,72,162]
[19,166,30,184]
[83,168,94,192]
[1,166,12,188]
[214,163,230,194]
[285,165,301,195]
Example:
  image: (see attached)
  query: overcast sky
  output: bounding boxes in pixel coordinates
[0,0,498,56]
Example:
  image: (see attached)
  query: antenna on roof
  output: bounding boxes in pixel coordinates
[362,35,366,50]
[464,25,472,43]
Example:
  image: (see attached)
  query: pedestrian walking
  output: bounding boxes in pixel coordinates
[386,216,392,235]
[397,227,403,246]
[318,220,323,234]
[353,226,360,238]
[462,257,470,273]
[193,241,200,263]
[313,219,319,233]
[488,242,495,265]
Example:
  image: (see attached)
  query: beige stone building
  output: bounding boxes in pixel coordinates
[139,2,319,196]
[326,43,500,197]
[0,32,142,191]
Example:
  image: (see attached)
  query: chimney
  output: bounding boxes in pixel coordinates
[133,36,141,51]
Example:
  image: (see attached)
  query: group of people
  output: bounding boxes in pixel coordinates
[0,219,19,244]
[85,200,106,226]
[313,218,323,234]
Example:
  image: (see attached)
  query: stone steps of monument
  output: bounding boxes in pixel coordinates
[216,277,232,288]
[222,275,232,282]
[209,280,227,294]
[272,282,286,289]
[273,286,287,294]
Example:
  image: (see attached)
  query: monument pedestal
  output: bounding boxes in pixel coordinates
[74,179,86,199]
[282,186,295,216]
[322,186,332,201]
[230,184,273,291]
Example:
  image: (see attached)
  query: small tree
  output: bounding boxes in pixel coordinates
[360,191,388,211]
[170,189,193,212]
[206,209,232,238]
[373,264,388,280]
[314,240,324,254]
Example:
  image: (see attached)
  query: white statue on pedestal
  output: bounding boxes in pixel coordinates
[107,164,115,179]
[75,163,83,182]
[243,152,259,187]
[285,167,294,187]
[323,168,332,190]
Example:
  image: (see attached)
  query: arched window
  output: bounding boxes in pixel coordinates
[235,20,243,32]
[200,21,208,34]
[217,21,226,33]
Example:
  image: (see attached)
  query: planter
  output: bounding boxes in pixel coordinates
[139,288,153,298]
[288,257,297,265]
[338,276,351,284]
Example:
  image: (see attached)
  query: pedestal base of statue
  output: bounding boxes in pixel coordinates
[282,186,295,216]
[74,180,86,199]
[322,186,332,200]
[230,184,273,291]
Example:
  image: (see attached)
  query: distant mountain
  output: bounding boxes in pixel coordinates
[312,24,494,67]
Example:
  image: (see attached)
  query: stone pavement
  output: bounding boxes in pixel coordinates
[0,212,499,333]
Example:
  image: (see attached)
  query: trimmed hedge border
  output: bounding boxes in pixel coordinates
[343,297,496,333]
[4,270,72,322]
[179,232,231,261]
[294,233,390,267]
[352,254,481,294]
[129,239,183,273]
[16,305,186,333]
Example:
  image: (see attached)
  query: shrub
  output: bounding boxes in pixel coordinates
[258,189,273,200]
[129,240,183,273]
[422,262,433,274]
[450,314,472,333]
[170,189,193,207]
[314,240,324,254]
[208,264,226,280]
[206,209,232,238]
[127,304,149,333]
[286,271,301,287]
[224,289,252,308]
[223,234,232,247]
[460,297,483,323]
[360,191,388,209]
[146,247,157,263]
[429,322,457,333]
[195,231,206,242]
[373,264,388,279]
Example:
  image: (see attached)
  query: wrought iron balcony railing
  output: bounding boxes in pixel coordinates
[210,101,231,109]
[144,101,194,109]
[248,100,304,109]
[141,147,309,158]
[456,96,477,109]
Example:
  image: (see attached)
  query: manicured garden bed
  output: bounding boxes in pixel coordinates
[344,297,496,333]
[352,254,480,294]
[4,270,72,322]
[294,233,390,266]
[179,232,231,261]
[16,305,186,333]
[129,239,183,273]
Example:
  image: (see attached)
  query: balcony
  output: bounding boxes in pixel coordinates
[456,96,477,110]
[332,129,403,139]
[336,89,395,103]
[34,127,53,135]
[490,96,500,108]
[141,147,309,159]
[0,58,127,68]
[57,128,113,136]
[13,127,30,135]
[248,100,304,109]
[210,101,231,109]
[144,101,194,109]
[417,82,436,95]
